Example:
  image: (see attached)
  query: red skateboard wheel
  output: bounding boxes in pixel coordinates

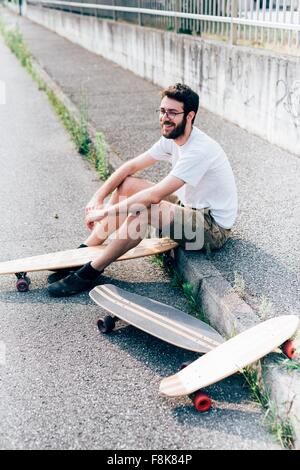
[282,340,296,359]
[16,278,29,292]
[192,392,212,412]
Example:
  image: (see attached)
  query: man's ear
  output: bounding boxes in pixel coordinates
[187,111,195,122]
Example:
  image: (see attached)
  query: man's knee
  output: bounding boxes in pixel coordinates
[117,176,140,197]
[117,176,155,198]
[120,210,148,240]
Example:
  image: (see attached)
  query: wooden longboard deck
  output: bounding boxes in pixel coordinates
[90,284,224,353]
[159,315,299,397]
[0,238,178,275]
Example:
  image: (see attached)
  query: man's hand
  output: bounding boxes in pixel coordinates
[85,208,108,231]
[85,197,104,215]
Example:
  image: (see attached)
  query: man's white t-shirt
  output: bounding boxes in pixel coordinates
[148,126,238,229]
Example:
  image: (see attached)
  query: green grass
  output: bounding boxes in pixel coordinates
[90,132,110,181]
[149,254,164,269]
[258,295,273,320]
[277,356,300,373]
[0,19,109,181]
[233,271,246,299]
[0,21,32,67]
[266,400,295,449]
[243,364,295,449]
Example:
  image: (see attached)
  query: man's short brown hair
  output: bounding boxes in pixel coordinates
[160,83,199,124]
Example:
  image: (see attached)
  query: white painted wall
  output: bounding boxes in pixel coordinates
[22,4,300,155]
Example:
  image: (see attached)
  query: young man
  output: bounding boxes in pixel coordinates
[48,83,237,297]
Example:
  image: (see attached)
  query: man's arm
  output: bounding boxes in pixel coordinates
[86,152,157,212]
[86,174,185,227]
[117,173,185,213]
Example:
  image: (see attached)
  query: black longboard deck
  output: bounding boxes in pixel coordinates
[89,284,224,353]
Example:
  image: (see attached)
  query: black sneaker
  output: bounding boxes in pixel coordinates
[48,272,102,297]
[47,269,74,284]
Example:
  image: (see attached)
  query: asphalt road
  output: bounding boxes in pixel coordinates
[0,33,280,449]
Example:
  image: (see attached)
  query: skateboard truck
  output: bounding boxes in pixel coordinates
[15,272,31,292]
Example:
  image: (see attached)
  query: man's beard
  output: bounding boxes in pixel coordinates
[162,115,187,140]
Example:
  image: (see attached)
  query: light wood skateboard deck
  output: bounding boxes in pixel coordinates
[89,284,224,353]
[0,238,178,292]
[159,315,299,412]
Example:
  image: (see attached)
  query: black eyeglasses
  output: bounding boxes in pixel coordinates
[156,108,185,120]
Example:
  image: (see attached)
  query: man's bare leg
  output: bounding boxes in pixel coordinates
[90,200,176,272]
[48,177,156,284]
[84,177,155,246]
[48,200,177,296]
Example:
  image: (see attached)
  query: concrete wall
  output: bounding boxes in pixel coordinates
[23,4,300,155]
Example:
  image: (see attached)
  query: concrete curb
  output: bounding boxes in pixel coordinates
[29,52,300,449]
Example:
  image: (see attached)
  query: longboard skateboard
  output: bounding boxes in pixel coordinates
[0,238,178,292]
[89,284,225,354]
[159,315,299,412]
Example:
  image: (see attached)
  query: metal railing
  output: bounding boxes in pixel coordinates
[19,0,300,52]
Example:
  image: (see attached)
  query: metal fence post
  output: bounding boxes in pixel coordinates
[138,0,142,26]
[230,0,238,44]
[175,0,181,33]
[112,0,117,22]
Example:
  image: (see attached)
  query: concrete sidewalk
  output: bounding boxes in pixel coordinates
[1,6,299,448]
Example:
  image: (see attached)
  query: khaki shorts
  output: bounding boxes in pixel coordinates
[162,194,231,251]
